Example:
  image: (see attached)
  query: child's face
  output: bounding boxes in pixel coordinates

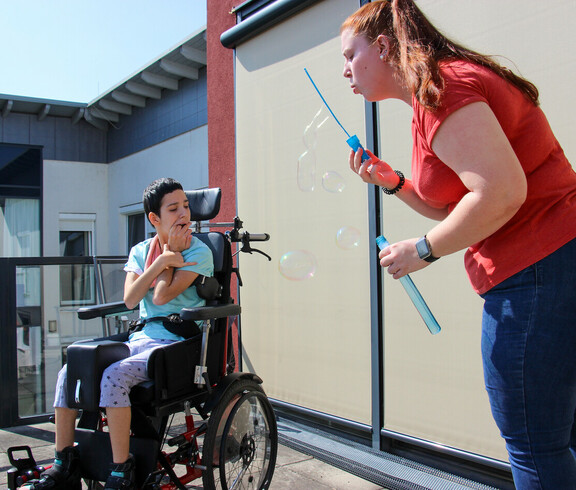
[152,189,191,235]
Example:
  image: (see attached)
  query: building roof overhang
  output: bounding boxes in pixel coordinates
[0,27,206,131]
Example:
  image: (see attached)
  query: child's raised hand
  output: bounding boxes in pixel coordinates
[168,221,193,252]
[161,244,197,269]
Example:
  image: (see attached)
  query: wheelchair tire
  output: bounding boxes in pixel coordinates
[201,379,278,490]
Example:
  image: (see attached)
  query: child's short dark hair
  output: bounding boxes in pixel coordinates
[143,177,183,221]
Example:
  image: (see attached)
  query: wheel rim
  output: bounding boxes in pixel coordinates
[217,391,275,489]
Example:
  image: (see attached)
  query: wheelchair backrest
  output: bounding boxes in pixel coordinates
[194,232,232,304]
[185,188,233,304]
[186,188,221,222]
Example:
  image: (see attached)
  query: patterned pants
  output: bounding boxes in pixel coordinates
[53,337,175,408]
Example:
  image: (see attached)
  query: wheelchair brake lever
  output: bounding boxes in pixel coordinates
[247,247,272,261]
[239,234,271,261]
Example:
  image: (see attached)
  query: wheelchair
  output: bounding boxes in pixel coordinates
[7,188,278,490]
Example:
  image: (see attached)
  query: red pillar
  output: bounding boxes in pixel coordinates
[207,1,237,222]
[207,2,240,365]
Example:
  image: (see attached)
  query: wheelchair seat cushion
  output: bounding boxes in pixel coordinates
[66,340,130,411]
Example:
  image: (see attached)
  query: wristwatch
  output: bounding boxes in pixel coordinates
[415,235,439,263]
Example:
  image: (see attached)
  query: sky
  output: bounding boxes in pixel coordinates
[0,1,207,103]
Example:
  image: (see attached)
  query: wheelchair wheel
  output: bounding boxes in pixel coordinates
[202,379,277,489]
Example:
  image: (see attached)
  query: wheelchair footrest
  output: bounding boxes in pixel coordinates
[67,340,130,411]
[75,428,159,487]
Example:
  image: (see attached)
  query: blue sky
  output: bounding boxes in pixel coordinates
[0,1,207,103]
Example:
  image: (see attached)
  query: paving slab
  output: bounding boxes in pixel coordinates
[0,421,382,489]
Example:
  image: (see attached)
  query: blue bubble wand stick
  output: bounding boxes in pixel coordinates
[304,68,370,162]
[376,236,441,335]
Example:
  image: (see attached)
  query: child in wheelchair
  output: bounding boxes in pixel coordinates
[23,177,214,490]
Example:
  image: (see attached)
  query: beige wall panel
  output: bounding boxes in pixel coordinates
[234,0,575,462]
[235,0,373,423]
[379,0,576,462]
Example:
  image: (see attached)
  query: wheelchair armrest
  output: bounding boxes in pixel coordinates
[77,301,136,320]
[180,304,241,322]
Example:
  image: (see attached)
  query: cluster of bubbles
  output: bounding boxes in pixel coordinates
[279,108,362,281]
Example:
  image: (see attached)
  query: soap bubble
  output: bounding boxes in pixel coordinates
[279,250,317,281]
[297,107,332,192]
[322,171,345,193]
[303,107,327,150]
[297,151,315,192]
[336,226,361,250]
[303,122,318,150]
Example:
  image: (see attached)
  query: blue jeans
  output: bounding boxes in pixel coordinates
[481,237,576,489]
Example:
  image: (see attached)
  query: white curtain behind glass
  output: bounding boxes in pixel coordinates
[0,198,40,257]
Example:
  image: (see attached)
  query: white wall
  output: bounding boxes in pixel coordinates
[43,160,109,256]
[43,125,209,257]
[107,126,209,254]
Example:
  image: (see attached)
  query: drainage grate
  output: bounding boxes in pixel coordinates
[277,418,498,490]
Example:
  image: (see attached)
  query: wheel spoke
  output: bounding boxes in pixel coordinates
[201,380,278,490]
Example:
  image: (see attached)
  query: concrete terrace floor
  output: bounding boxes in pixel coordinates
[0,420,384,489]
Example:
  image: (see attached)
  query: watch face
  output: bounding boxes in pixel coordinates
[416,237,431,258]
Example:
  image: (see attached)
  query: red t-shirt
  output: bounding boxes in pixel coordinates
[411,60,576,294]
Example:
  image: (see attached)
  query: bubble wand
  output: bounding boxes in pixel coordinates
[304,68,370,161]
[376,236,441,335]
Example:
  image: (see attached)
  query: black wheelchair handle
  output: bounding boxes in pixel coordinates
[245,232,269,242]
[230,231,269,242]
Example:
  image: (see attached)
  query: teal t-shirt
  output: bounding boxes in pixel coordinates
[124,236,214,341]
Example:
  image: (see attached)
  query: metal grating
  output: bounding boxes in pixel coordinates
[277,418,499,490]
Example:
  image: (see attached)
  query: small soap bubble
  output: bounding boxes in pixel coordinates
[279,250,317,281]
[297,151,315,192]
[322,171,345,193]
[336,226,361,250]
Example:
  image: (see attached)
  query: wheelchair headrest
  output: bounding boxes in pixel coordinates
[185,188,221,222]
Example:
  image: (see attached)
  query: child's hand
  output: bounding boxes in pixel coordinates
[349,149,401,189]
[161,244,197,269]
[168,221,193,252]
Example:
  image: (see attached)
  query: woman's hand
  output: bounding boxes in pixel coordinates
[378,238,430,279]
[349,148,401,190]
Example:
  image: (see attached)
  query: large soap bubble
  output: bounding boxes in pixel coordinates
[279,250,317,281]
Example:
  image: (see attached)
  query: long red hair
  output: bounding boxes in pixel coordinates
[341,0,539,110]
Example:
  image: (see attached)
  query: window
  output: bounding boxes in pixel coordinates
[127,213,145,251]
[0,198,41,257]
[124,208,154,253]
[60,231,90,256]
[59,216,95,306]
